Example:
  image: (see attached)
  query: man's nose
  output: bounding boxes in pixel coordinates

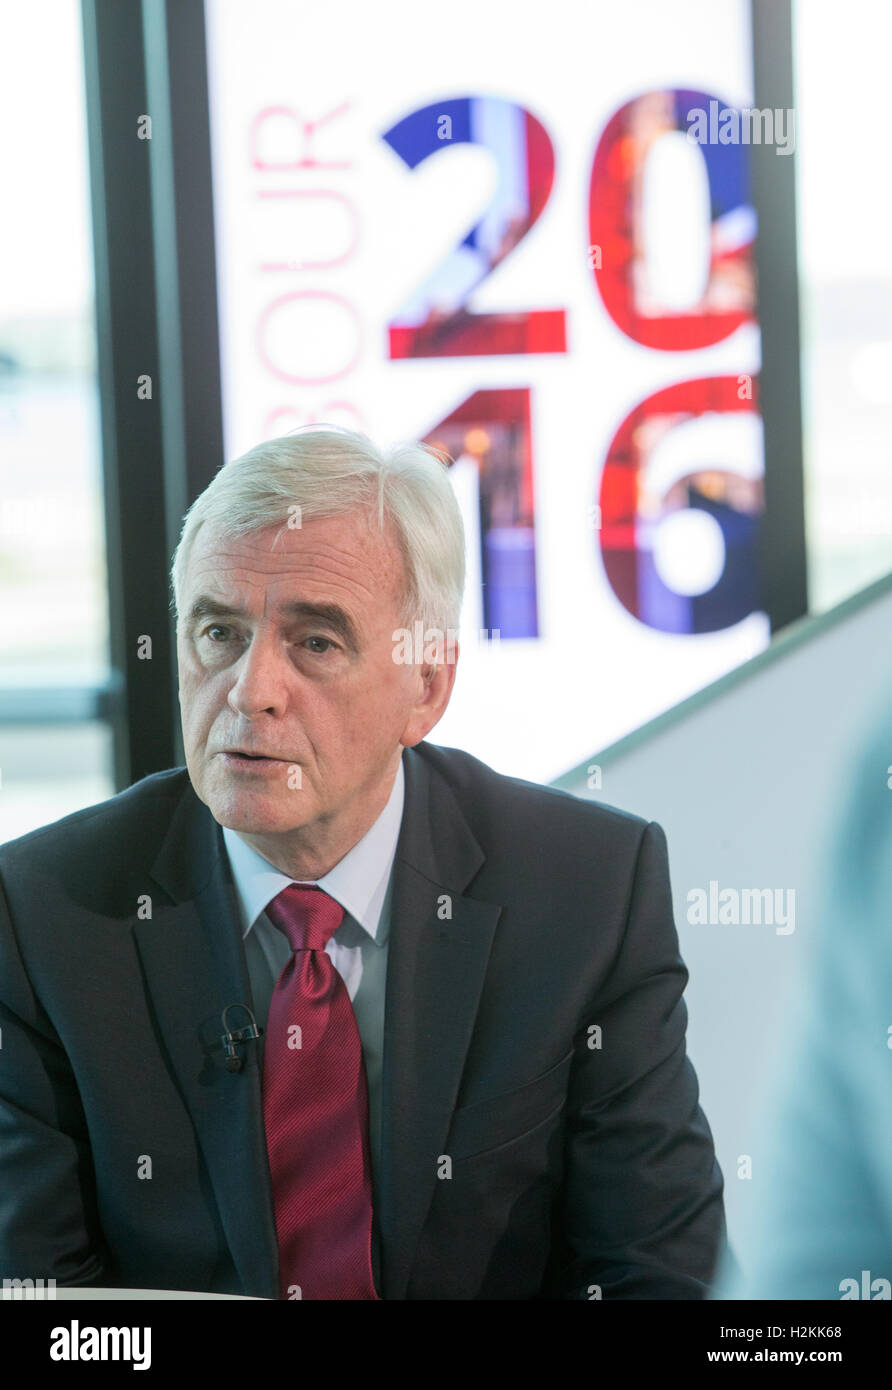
[227,633,290,716]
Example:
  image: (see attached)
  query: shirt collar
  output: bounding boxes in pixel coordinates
[221,757,405,946]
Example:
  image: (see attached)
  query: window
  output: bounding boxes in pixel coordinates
[0,1,114,843]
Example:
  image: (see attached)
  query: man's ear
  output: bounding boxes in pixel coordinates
[400,639,459,747]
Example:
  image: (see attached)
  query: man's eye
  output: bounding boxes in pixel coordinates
[197,627,336,654]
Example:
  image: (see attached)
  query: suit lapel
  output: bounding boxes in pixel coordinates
[134,779,280,1300]
[378,745,503,1299]
[132,744,502,1302]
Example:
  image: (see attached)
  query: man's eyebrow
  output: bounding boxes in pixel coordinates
[185,595,360,649]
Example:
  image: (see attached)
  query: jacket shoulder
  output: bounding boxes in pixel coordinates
[413,740,651,839]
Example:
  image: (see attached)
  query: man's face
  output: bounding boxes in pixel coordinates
[176,507,456,872]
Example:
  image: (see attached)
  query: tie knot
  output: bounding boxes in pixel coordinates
[265,884,344,953]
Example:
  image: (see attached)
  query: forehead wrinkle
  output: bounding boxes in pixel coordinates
[284,544,398,603]
[186,524,405,627]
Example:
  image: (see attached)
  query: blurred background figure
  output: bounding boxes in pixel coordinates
[713,694,892,1300]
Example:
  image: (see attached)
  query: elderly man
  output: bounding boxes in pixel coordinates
[0,427,726,1299]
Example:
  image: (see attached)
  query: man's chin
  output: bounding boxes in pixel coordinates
[204,779,314,836]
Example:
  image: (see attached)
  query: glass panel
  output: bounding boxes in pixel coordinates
[0,723,115,845]
[0,1,115,830]
[793,0,892,610]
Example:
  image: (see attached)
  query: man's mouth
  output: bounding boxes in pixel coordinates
[220,750,286,770]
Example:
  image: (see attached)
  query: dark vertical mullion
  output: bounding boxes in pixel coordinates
[751,0,809,631]
[143,0,225,770]
[81,0,177,788]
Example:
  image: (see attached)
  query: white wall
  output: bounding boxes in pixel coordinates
[551,574,892,1269]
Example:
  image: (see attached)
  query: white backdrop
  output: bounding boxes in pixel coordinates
[204,0,771,783]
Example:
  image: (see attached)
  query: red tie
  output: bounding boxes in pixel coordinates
[261,884,379,1300]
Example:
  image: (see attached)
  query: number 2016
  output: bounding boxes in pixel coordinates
[383,89,760,638]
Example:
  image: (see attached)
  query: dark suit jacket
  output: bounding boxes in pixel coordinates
[0,739,726,1299]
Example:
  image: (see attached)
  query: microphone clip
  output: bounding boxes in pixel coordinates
[220,1003,263,1073]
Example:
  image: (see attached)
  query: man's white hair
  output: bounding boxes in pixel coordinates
[170,425,466,638]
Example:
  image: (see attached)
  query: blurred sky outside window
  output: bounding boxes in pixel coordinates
[0,0,114,842]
